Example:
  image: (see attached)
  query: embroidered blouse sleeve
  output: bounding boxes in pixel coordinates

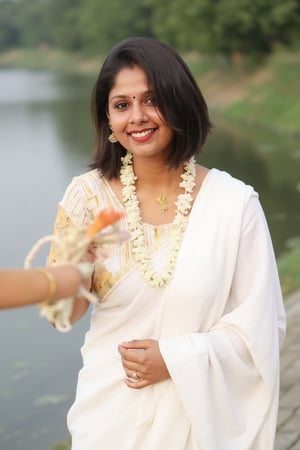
[48,177,90,264]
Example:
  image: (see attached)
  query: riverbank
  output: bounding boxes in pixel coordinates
[186,49,300,138]
[0,47,101,77]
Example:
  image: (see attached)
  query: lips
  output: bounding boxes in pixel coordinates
[129,128,156,139]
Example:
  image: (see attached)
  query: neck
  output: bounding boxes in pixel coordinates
[132,157,184,191]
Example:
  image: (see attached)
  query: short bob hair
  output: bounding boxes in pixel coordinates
[90,37,212,179]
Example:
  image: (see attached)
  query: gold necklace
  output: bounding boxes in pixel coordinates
[140,183,180,214]
[155,193,168,213]
[120,152,196,287]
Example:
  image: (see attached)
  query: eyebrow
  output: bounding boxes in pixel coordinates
[110,90,154,102]
[110,95,128,101]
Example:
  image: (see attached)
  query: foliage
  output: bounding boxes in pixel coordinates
[0,0,153,54]
[52,438,71,450]
[76,0,153,54]
[44,0,83,51]
[0,0,21,51]
[16,0,49,47]
[147,0,300,57]
[278,238,300,297]
[0,0,300,57]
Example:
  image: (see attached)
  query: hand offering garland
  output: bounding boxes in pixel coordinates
[24,209,128,332]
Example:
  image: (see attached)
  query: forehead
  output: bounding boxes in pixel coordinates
[109,65,150,97]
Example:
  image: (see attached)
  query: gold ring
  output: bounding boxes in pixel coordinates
[132,371,140,381]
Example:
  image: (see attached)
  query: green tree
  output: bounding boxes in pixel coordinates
[44,0,83,50]
[77,0,153,54]
[2,0,299,57]
[147,0,300,57]
[0,0,21,50]
[16,0,49,47]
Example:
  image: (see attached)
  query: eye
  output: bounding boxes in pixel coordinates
[145,96,156,105]
[115,101,129,110]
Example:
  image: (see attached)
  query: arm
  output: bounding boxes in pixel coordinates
[69,279,91,324]
[0,265,90,310]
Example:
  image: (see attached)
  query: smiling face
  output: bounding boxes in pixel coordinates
[107,65,174,160]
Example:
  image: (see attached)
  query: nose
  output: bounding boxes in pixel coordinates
[129,102,148,124]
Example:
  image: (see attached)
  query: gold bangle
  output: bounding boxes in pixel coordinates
[37,268,56,302]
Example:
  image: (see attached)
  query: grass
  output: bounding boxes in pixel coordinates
[278,239,300,298]
[52,438,71,450]
[189,48,300,137]
[0,47,101,75]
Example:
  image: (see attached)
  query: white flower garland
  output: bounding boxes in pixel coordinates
[120,152,196,287]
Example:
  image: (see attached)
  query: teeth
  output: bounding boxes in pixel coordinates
[131,129,153,138]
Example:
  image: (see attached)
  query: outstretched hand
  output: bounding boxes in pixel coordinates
[118,339,170,389]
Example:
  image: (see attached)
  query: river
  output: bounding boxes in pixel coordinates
[0,69,299,450]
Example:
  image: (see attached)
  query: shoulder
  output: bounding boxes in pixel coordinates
[58,169,101,218]
[59,169,117,223]
[62,169,103,201]
[72,168,102,189]
[204,167,258,202]
[194,167,261,226]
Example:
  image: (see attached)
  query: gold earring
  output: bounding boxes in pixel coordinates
[108,127,118,143]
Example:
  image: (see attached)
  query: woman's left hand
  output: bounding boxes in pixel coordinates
[118,339,170,389]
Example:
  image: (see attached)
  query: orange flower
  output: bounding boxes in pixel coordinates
[87,209,124,238]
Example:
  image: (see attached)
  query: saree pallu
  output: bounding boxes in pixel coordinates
[50,168,285,450]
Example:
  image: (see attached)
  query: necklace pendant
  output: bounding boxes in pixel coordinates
[155,194,168,214]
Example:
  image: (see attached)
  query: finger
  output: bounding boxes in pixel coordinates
[126,370,142,382]
[118,345,145,363]
[124,376,148,389]
[121,339,152,350]
[121,359,141,373]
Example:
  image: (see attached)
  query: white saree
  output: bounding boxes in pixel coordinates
[51,168,285,450]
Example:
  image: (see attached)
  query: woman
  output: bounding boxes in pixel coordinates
[48,37,286,449]
[0,263,92,309]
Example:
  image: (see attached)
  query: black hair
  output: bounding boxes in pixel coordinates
[90,37,212,178]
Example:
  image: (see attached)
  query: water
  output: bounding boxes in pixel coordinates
[0,70,94,450]
[0,69,299,450]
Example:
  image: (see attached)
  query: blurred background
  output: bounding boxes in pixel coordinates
[0,0,299,449]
